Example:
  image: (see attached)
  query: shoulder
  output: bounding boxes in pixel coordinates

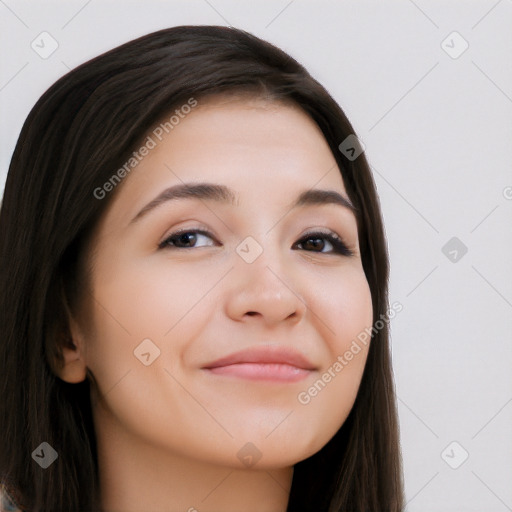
[0,484,23,512]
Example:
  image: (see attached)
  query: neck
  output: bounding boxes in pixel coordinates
[93,403,293,512]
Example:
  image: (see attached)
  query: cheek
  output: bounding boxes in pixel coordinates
[290,267,373,440]
[81,257,217,441]
[308,265,374,354]
[82,255,216,388]
[88,253,215,335]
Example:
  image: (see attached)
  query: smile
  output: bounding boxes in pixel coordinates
[204,362,313,382]
[201,346,317,382]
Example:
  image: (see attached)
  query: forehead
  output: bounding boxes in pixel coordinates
[98,96,350,230]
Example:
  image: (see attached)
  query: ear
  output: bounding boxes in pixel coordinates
[53,315,88,384]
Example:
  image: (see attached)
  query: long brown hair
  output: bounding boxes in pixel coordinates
[0,25,404,511]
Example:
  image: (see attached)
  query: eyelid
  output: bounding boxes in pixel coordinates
[158,220,215,242]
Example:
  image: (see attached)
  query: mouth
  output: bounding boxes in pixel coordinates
[201,346,317,382]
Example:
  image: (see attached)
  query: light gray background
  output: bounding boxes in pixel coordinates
[1,1,511,510]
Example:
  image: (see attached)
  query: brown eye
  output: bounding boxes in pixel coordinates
[294,231,354,257]
[159,229,216,249]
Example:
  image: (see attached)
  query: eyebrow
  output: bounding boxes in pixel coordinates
[129,182,357,225]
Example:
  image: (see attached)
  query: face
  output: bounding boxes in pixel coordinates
[76,96,373,469]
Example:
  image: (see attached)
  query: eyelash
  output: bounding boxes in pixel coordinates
[158,228,354,257]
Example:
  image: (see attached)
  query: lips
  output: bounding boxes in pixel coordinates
[202,347,317,382]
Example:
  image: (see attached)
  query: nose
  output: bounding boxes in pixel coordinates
[224,243,307,327]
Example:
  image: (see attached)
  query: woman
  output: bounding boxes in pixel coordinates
[0,25,404,511]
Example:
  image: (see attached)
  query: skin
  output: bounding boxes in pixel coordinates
[56,95,373,512]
